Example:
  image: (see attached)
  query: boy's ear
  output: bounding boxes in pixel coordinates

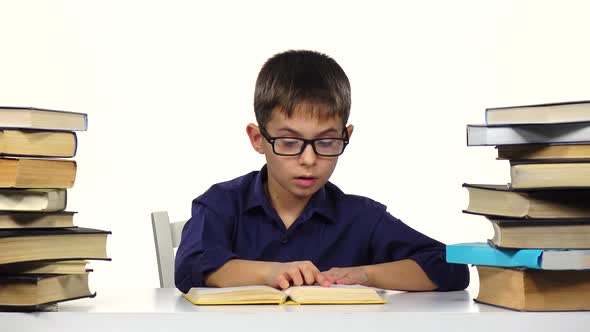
[346,124,354,139]
[246,123,265,154]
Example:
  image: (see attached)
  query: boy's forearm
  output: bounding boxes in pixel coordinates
[204,259,275,287]
[364,259,438,291]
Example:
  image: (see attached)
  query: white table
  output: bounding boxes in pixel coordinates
[2,288,589,332]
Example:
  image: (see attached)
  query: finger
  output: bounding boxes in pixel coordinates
[301,266,316,285]
[288,267,304,286]
[316,272,332,287]
[277,274,290,290]
[322,270,336,283]
[319,268,338,285]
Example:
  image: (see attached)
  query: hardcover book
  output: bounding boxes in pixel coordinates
[446,242,590,270]
[0,129,77,158]
[0,189,67,212]
[475,266,590,311]
[496,144,590,161]
[466,122,590,146]
[0,158,76,188]
[462,183,590,218]
[0,273,94,308]
[488,218,590,249]
[485,100,590,125]
[510,160,590,189]
[0,211,75,228]
[0,107,87,131]
[0,227,110,264]
[0,260,88,275]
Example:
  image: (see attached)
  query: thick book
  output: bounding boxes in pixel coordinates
[0,158,76,188]
[0,211,75,228]
[446,242,590,270]
[510,160,590,189]
[0,260,88,275]
[0,189,67,212]
[497,144,590,161]
[0,273,94,308]
[466,122,590,146]
[488,218,590,249]
[0,227,110,265]
[462,183,590,218]
[475,266,590,311]
[485,100,590,125]
[0,129,77,158]
[183,285,386,305]
[0,107,87,131]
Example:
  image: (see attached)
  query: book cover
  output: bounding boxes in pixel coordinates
[447,242,543,268]
[447,242,590,270]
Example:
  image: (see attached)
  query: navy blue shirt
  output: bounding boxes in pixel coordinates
[175,166,469,293]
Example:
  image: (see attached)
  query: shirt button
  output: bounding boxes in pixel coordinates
[281,238,288,244]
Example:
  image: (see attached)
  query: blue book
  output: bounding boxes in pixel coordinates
[446,242,590,270]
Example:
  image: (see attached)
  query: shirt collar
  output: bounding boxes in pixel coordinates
[245,165,336,224]
[245,165,272,214]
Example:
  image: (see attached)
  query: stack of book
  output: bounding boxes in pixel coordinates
[448,100,590,311]
[0,107,110,311]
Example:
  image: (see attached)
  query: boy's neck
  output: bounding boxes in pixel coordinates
[264,179,312,229]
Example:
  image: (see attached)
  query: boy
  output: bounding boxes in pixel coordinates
[175,50,469,293]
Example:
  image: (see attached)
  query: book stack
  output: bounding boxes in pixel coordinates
[0,107,110,311]
[448,101,590,311]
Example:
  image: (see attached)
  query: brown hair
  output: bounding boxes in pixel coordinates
[254,50,351,126]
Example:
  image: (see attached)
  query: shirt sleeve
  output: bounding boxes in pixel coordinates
[369,212,470,291]
[174,200,238,293]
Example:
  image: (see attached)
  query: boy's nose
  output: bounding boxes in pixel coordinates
[298,143,317,165]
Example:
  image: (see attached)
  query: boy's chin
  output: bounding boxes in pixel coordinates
[289,184,322,198]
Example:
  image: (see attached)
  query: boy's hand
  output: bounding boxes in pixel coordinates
[267,261,333,289]
[322,266,370,286]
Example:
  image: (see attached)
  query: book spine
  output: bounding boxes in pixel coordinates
[72,131,78,157]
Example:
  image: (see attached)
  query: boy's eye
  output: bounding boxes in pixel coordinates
[277,139,301,148]
[317,140,335,148]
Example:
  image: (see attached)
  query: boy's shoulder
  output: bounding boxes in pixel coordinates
[195,170,258,205]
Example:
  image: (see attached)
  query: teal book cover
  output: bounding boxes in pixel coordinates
[446,242,543,268]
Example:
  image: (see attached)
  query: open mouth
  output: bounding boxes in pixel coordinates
[294,176,317,187]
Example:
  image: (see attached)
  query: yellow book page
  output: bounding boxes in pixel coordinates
[183,285,387,305]
[284,285,387,304]
[183,286,287,305]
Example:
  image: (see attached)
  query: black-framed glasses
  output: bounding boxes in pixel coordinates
[259,126,349,157]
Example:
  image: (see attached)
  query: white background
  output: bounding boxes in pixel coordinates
[1,0,589,290]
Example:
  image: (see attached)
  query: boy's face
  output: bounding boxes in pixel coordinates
[247,105,353,202]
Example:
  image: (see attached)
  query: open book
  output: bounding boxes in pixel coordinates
[183,285,387,305]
